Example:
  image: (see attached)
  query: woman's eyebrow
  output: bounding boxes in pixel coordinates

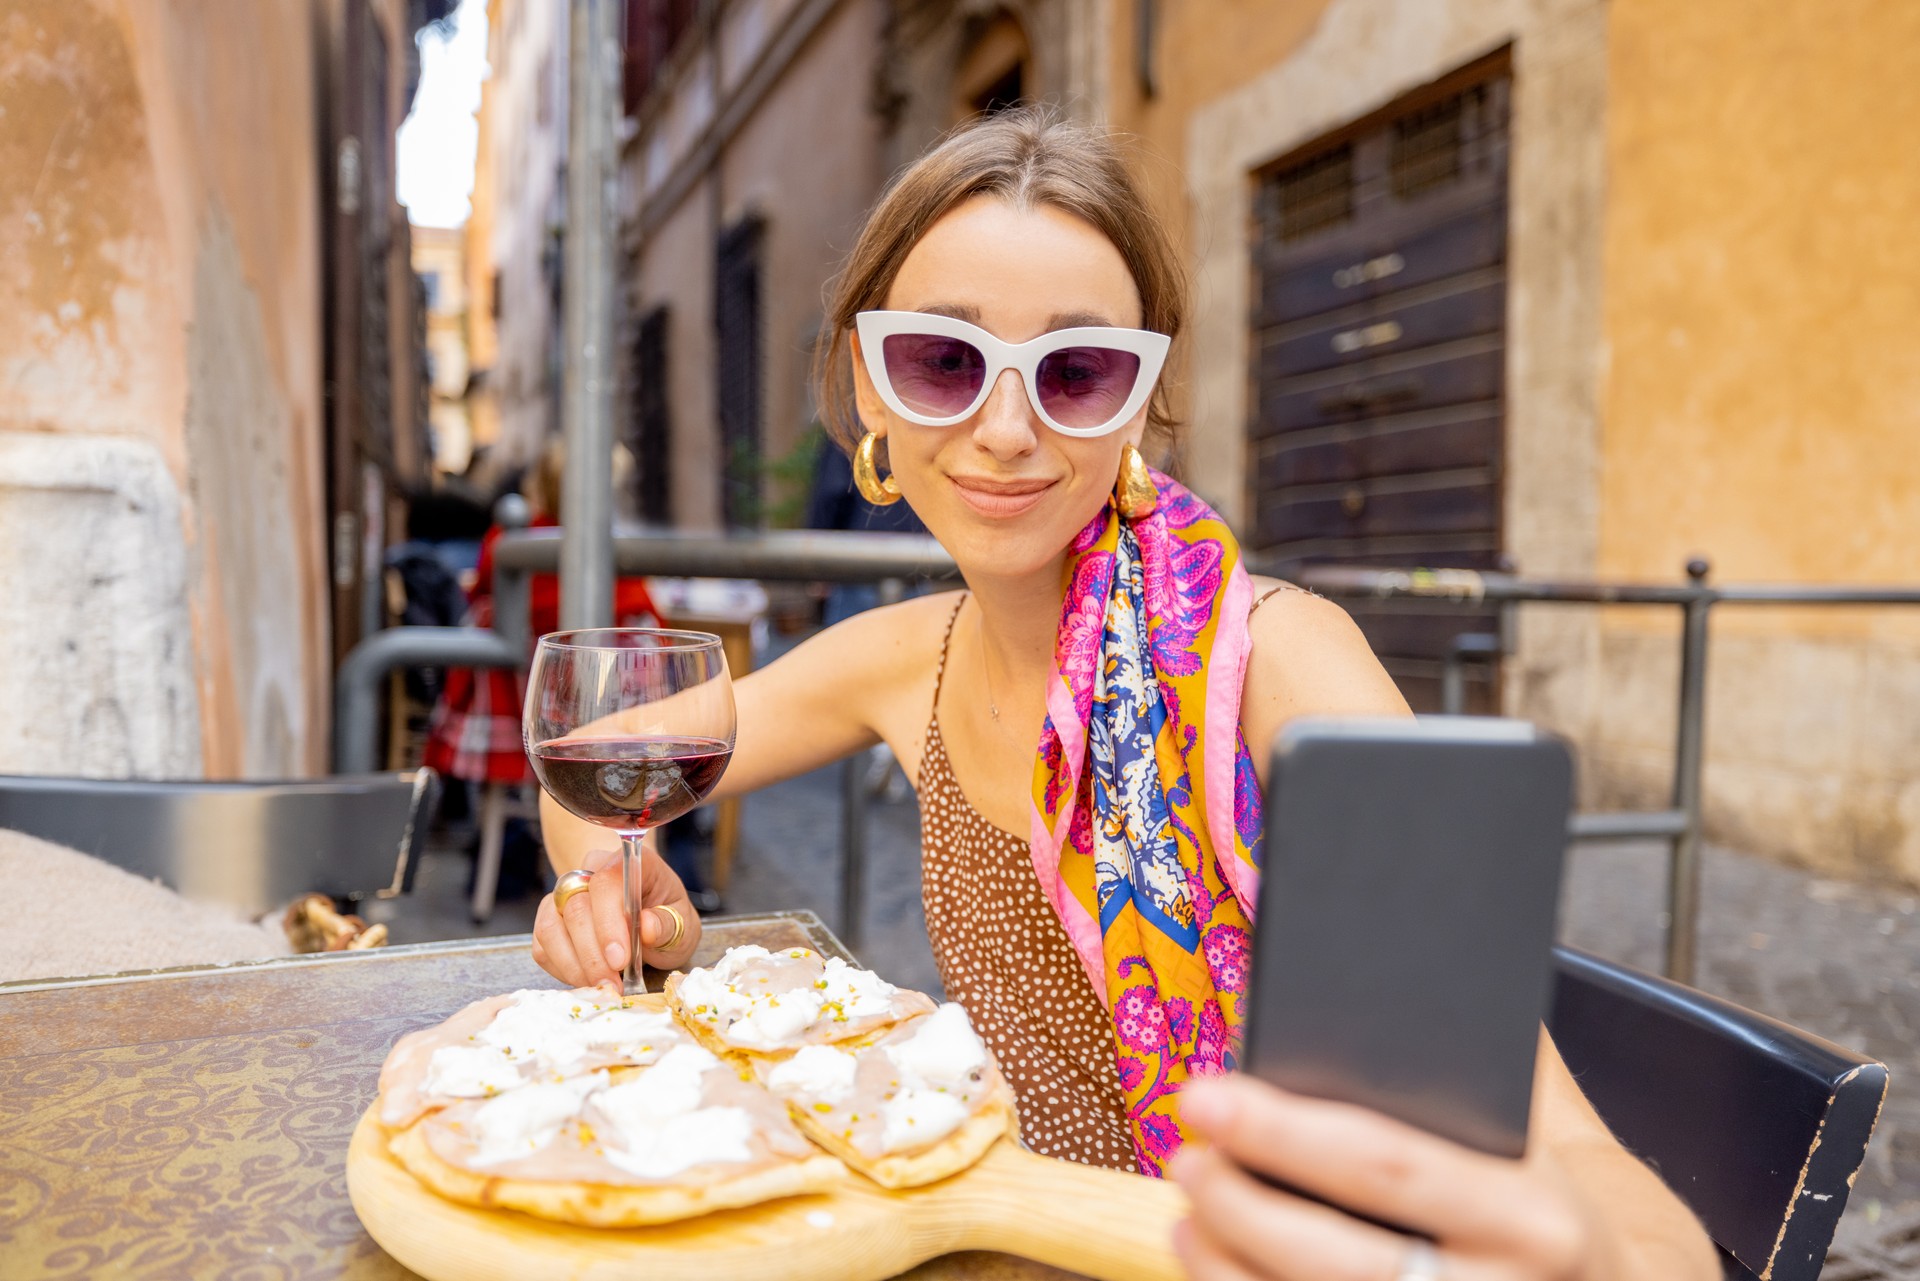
[1047,310,1116,329]
[916,303,981,322]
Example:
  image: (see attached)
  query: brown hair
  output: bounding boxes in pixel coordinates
[812,106,1187,454]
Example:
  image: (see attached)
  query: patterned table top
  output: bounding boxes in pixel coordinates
[0,913,1085,1281]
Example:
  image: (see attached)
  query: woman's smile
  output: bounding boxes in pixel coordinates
[947,472,1060,518]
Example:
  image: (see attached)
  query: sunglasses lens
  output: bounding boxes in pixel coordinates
[880,334,987,419]
[1035,346,1143,431]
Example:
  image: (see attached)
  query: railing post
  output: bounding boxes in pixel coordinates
[558,0,620,629]
[491,494,532,653]
[1441,648,1467,716]
[1666,557,1714,983]
[840,753,868,950]
[1441,632,1500,717]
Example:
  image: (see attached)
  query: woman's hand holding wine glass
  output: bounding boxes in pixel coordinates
[525,629,735,995]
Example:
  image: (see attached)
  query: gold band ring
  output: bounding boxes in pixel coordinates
[553,869,594,914]
[653,903,685,952]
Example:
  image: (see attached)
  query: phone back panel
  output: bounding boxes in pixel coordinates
[1241,717,1574,1158]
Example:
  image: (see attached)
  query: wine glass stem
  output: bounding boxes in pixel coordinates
[620,828,648,995]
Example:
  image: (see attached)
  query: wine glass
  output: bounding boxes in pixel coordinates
[524,629,736,993]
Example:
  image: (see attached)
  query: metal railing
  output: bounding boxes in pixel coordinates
[1270,557,1920,982]
[336,531,1920,983]
[332,523,961,947]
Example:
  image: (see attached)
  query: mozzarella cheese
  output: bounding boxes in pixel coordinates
[592,1044,757,1178]
[467,1071,607,1166]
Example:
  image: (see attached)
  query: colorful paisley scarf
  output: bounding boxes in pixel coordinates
[1029,467,1262,1176]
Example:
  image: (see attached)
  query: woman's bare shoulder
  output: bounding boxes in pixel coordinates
[799,588,965,710]
[815,589,967,765]
[1242,575,1409,723]
[815,588,965,664]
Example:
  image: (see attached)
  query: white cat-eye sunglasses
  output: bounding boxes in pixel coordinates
[855,311,1170,438]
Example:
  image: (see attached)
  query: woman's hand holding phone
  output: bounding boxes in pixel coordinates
[1168,1074,1606,1281]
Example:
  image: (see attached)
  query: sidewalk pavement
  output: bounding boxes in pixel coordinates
[384,761,1919,1278]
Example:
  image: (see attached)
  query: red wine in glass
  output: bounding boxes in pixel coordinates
[529,736,734,829]
[524,629,736,993]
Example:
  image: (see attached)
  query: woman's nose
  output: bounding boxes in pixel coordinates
[971,369,1039,459]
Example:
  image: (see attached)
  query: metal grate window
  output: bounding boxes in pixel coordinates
[714,216,764,529]
[1390,84,1493,200]
[1247,53,1512,713]
[1260,144,1355,243]
[629,305,671,523]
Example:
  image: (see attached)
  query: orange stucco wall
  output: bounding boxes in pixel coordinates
[0,0,331,777]
[1101,1,1333,312]
[1587,0,1920,877]
[1599,0,1920,628]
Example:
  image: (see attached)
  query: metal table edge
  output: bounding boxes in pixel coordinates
[0,908,850,994]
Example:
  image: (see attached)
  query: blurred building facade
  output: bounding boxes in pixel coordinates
[472,0,1920,881]
[413,225,475,473]
[473,0,572,480]
[463,45,503,472]
[0,0,444,780]
[1096,0,1920,883]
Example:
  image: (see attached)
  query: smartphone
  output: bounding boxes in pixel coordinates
[1238,716,1574,1160]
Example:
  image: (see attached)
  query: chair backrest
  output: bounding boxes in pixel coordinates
[1548,945,1887,1281]
[0,770,437,916]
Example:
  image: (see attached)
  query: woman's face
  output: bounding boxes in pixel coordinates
[852,196,1150,583]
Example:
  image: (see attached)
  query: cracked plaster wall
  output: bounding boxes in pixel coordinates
[0,0,328,779]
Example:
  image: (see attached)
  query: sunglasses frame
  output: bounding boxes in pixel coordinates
[854,310,1171,438]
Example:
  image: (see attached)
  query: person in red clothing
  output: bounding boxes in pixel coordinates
[425,444,660,784]
[424,443,660,918]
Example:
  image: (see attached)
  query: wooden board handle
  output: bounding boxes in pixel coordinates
[935,1142,1188,1281]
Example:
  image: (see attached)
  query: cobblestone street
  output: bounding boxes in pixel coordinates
[387,754,1920,1279]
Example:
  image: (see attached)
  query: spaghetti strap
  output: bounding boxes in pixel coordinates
[916,593,971,787]
[1247,583,1303,620]
[932,592,969,709]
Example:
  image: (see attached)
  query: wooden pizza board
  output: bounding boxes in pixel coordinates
[347,1104,1186,1281]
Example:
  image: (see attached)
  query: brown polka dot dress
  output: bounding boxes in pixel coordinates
[918,598,1135,1171]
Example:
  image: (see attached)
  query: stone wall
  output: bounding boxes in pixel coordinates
[0,0,331,778]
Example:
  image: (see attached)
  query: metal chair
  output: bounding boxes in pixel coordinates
[1548,945,1887,1281]
[0,770,437,917]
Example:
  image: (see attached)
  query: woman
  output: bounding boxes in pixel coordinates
[531,109,1717,1280]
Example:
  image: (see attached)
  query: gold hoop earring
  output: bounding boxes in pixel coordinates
[853,432,902,506]
[1115,443,1157,519]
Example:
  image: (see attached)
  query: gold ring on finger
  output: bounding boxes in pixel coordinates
[654,903,685,952]
[553,869,594,914]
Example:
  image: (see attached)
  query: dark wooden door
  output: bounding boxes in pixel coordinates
[715,216,764,529]
[1248,55,1511,711]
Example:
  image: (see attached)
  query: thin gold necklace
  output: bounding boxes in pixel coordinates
[978,611,1001,721]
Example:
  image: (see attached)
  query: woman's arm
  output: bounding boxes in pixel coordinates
[532,593,951,988]
[537,594,948,874]
[1239,582,1412,769]
[1193,581,1715,1277]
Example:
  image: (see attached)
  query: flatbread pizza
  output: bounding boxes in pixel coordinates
[754,1003,1018,1188]
[664,945,936,1056]
[374,948,1019,1228]
[378,987,693,1129]
[388,1043,847,1226]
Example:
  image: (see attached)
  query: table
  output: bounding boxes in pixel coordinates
[0,913,1085,1280]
